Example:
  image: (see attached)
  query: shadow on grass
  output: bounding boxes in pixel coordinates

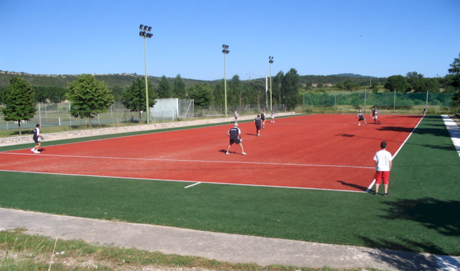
[358,236,440,271]
[379,197,460,237]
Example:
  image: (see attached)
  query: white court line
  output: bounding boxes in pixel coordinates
[365,116,425,193]
[0,152,375,170]
[0,169,363,193]
[442,115,460,158]
[184,182,202,189]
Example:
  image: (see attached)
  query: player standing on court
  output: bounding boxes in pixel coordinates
[271,109,275,123]
[372,107,381,124]
[234,110,238,123]
[31,124,43,154]
[357,112,367,126]
[254,115,262,136]
[373,141,393,196]
[226,123,246,155]
[261,111,266,128]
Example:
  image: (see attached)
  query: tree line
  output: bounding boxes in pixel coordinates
[2,53,460,134]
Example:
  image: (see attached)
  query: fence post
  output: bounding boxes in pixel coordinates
[69,102,72,126]
[364,91,367,113]
[394,90,396,114]
[38,103,42,127]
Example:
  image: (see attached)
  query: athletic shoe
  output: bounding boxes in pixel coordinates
[226,152,230,155]
[262,126,265,129]
[242,152,247,155]
[358,123,361,126]
[384,193,389,197]
[257,134,260,136]
[33,150,40,154]
[374,191,378,196]
[31,148,35,152]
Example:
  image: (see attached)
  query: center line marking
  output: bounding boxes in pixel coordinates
[0,152,375,170]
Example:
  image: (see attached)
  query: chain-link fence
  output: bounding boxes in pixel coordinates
[0,100,285,130]
[302,91,453,114]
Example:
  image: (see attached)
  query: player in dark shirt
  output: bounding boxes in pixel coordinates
[254,115,262,136]
[261,111,266,128]
[226,123,246,155]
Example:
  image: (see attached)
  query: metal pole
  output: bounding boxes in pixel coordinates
[270,63,272,111]
[38,103,41,127]
[426,91,428,108]
[364,90,367,113]
[144,37,150,124]
[394,90,396,114]
[224,53,227,117]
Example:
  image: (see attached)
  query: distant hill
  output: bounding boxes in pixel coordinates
[0,71,386,89]
[328,73,374,78]
[0,72,209,89]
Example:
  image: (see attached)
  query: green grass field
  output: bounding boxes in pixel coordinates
[0,115,459,256]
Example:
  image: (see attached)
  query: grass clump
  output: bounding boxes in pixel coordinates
[0,229,381,271]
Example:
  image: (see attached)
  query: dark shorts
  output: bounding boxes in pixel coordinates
[230,138,241,145]
[261,116,265,120]
[256,124,261,130]
[359,116,365,121]
[33,137,39,144]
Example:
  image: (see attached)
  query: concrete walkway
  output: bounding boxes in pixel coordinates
[1,208,459,271]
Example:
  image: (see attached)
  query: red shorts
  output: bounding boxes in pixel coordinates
[375,171,390,185]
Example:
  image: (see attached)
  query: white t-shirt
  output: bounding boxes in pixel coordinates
[374,149,393,171]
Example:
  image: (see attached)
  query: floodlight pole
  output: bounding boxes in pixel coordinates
[269,56,274,111]
[139,24,153,124]
[222,44,230,117]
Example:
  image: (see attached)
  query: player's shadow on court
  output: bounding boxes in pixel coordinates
[246,133,259,136]
[337,180,367,191]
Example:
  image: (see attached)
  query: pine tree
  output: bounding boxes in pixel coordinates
[122,77,156,122]
[2,76,36,135]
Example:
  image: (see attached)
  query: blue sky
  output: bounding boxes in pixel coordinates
[1,0,459,81]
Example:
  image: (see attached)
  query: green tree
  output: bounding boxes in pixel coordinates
[384,75,411,92]
[343,79,359,92]
[406,71,425,92]
[371,81,380,93]
[0,86,5,103]
[228,75,243,107]
[172,74,186,98]
[110,85,124,101]
[212,80,225,106]
[67,74,114,127]
[424,78,440,93]
[281,68,301,110]
[189,83,213,107]
[122,77,156,121]
[2,76,36,135]
[448,53,460,89]
[272,71,284,104]
[157,75,172,98]
[448,53,460,111]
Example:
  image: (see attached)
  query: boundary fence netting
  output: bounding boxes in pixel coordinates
[302,91,454,114]
[0,99,286,130]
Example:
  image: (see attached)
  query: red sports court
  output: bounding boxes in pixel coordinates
[0,114,422,192]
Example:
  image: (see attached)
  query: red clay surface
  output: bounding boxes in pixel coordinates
[0,114,422,192]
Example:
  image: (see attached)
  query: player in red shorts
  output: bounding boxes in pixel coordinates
[373,141,393,196]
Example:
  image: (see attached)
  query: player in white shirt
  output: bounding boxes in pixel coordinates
[373,141,393,196]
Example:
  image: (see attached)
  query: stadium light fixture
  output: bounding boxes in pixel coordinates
[139,24,153,124]
[222,44,230,117]
[269,56,274,111]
